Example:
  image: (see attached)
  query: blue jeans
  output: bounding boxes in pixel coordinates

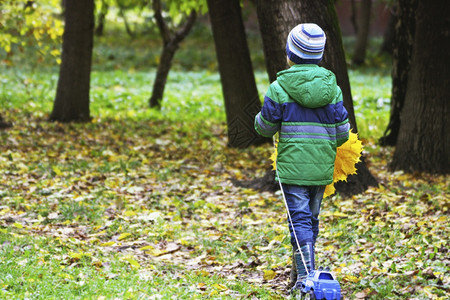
[281,184,325,250]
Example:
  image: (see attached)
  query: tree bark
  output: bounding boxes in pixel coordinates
[253,0,377,196]
[352,0,372,65]
[379,4,397,55]
[117,1,136,38]
[149,44,177,108]
[379,0,417,146]
[50,0,94,122]
[390,0,450,174]
[350,0,358,34]
[149,0,197,108]
[254,0,293,82]
[207,0,269,148]
[95,0,109,36]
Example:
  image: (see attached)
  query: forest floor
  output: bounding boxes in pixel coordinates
[0,114,448,299]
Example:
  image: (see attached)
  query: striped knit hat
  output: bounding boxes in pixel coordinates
[286,23,326,64]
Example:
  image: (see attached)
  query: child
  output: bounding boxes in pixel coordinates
[254,23,350,293]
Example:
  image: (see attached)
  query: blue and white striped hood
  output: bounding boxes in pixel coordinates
[277,64,337,108]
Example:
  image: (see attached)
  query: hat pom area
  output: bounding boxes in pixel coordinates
[286,23,326,64]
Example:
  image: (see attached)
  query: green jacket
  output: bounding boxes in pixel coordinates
[255,64,350,185]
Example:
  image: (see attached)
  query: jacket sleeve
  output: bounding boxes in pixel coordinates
[254,84,282,137]
[334,88,350,147]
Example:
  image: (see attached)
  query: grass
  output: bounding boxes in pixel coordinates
[1,21,448,300]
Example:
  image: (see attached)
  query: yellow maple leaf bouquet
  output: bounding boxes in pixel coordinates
[271,131,362,198]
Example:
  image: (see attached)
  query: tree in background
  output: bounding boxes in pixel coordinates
[379,3,397,55]
[254,0,377,196]
[116,0,149,38]
[379,0,417,146]
[352,0,372,65]
[50,0,95,122]
[0,0,63,62]
[0,0,64,127]
[254,0,294,83]
[390,0,449,174]
[207,0,268,148]
[149,0,200,108]
[95,0,110,36]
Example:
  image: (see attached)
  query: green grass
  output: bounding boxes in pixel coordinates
[0,66,389,140]
[0,232,279,299]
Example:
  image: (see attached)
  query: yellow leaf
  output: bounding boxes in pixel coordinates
[270,149,277,170]
[69,252,83,260]
[198,282,206,289]
[123,210,136,217]
[324,131,362,198]
[335,131,362,177]
[52,165,63,176]
[92,258,103,268]
[212,283,227,291]
[332,212,348,217]
[324,184,335,198]
[263,269,276,280]
[139,245,154,251]
[270,135,278,170]
[125,257,140,269]
[145,249,163,256]
[100,241,115,247]
[196,270,209,277]
[343,274,360,283]
[12,222,23,229]
[179,239,191,246]
[118,233,131,241]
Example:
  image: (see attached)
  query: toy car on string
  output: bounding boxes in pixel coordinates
[298,267,341,300]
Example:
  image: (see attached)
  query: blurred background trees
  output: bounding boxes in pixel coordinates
[149,0,199,108]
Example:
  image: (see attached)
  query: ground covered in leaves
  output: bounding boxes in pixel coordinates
[0,114,448,299]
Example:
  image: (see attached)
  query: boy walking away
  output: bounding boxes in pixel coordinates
[254,24,350,295]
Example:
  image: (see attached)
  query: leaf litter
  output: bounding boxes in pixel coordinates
[0,117,449,299]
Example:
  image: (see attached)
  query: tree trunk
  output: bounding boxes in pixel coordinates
[350,0,358,33]
[149,0,197,108]
[379,4,397,55]
[149,43,177,108]
[379,0,417,146]
[352,0,372,65]
[207,0,269,148]
[50,0,94,122]
[254,0,293,82]
[117,1,136,38]
[95,0,109,36]
[390,0,450,174]
[253,0,377,196]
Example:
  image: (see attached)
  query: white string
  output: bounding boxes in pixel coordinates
[273,136,309,276]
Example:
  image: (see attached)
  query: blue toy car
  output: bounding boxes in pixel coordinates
[298,267,341,300]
